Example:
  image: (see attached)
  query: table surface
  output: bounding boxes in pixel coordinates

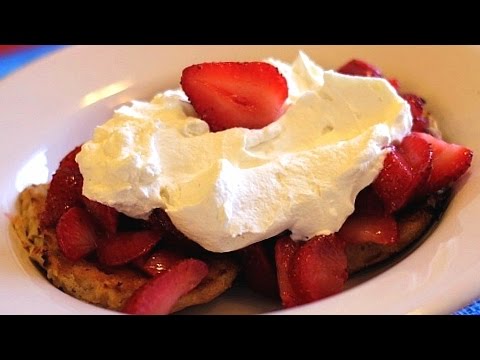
[1,45,478,315]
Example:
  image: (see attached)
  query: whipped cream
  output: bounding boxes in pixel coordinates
[76,52,412,253]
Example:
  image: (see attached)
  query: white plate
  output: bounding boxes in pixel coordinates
[1,45,479,315]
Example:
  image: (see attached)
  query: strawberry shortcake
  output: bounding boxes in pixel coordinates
[12,52,473,314]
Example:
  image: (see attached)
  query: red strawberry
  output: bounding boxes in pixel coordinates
[56,207,98,261]
[123,259,208,315]
[240,242,278,299]
[414,132,473,192]
[274,236,301,308]
[83,196,119,234]
[338,213,398,245]
[337,59,383,78]
[411,116,430,133]
[373,134,433,213]
[41,158,84,229]
[401,94,429,133]
[97,231,161,266]
[291,235,348,304]
[181,62,288,132]
[59,146,82,169]
[134,249,186,277]
[399,133,433,195]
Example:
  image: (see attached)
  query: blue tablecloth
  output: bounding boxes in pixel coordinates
[1,45,478,315]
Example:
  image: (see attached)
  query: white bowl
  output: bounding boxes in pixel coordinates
[1,45,479,314]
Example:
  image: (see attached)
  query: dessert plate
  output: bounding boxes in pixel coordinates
[1,45,479,314]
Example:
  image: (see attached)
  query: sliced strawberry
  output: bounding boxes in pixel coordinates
[134,249,186,277]
[402,93,425,119]
[399,133,433,195]
[337,59,383,78]
[291,235,348,304]
[373,134,433,213]
[274,236,301,308]
[59,146,82,169]
[82,196,119,234]
[338,213,398,245]
[414,132,473,192]
[181,62,288,132]
[373,150,413,213]
[56,207,98,261]
[401,93,429,133]
[123,259,208,315]
[41,161,84,228]
[97,231,161,266]
[411,115,430,133]
[240,241,278,299]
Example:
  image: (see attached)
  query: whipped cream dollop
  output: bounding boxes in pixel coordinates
[76,52,412,253]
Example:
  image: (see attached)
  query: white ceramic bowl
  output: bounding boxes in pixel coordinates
[1,45,479,314]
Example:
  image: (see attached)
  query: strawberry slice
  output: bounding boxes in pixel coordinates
[337,59,383,78]
[59,145,82,169]
[134,249,186,277]
[41,155,84,228]
[402,93,425,119]
[181,62,288,132]
[83,196,119,234]
[373,134,433,213]
[373,150,414,213]
[291,235,348,304]
[414,132,473,192]
[338,213,398,245]
[56,207,98,261]
[399,133,433,195]
[274,236,301,308]
[401,94,429,133]
[240,241,278,298]
[123,259,208,315]
[97,231,161,266]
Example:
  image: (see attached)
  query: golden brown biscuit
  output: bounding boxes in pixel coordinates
[12,184,449,313]
[347,191,450,273]
[12,184,239,313]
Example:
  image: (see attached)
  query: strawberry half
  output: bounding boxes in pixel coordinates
[59,145,82,169]
[373,134,433,213]
[41,147,84,228]
[181,62,288,132]
[56,207,98,261]
[338,213,398,245]
[274,236,301,308]
[97,231,161,266]
[401,93,429,133]
[133,249,186,277]
[290,235,348,304]
[123,259,208,315]
[83,196,119,234]
[414,132,473,193]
